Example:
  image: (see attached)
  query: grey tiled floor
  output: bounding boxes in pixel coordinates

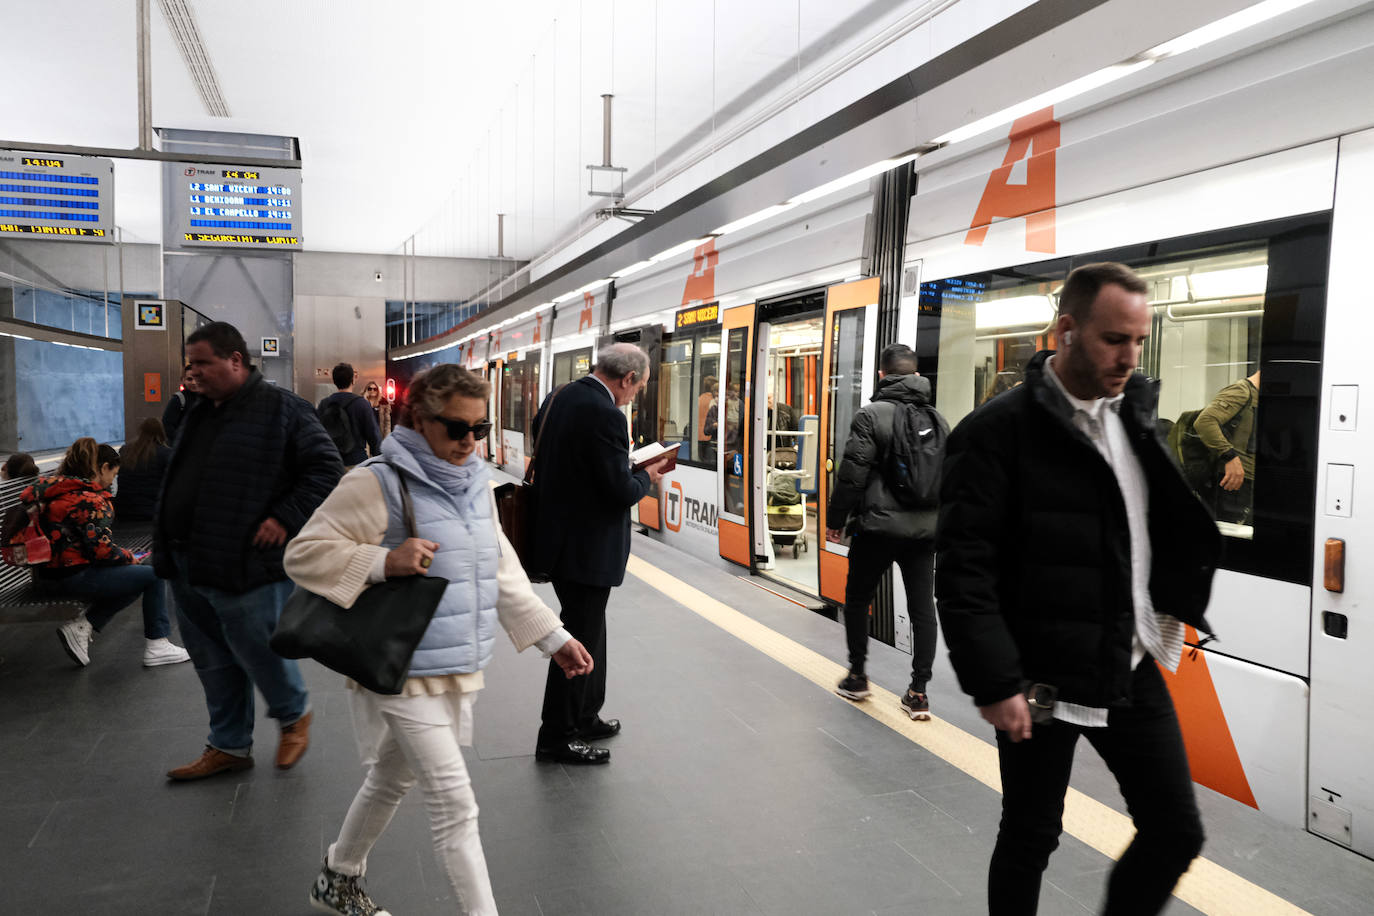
[2,534,1373,914]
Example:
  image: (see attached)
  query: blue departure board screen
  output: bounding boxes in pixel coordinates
[0,150,115,241]
[173,163,302,249]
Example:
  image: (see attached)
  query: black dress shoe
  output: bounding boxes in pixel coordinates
[579,717,622,740]
[535,738,610,765]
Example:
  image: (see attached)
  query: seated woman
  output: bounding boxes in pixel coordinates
[114,418,172,521]
[2,452,38,480]
[285,364,593,916]
[26,438,190,668]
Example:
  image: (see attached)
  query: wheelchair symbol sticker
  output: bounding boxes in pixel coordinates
[732,453,743,476]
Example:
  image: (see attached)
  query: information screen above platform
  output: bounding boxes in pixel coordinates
[0,149,115,242]
[172,163,302,250]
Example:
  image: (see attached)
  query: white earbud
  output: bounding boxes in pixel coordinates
[1062,331,1074,347]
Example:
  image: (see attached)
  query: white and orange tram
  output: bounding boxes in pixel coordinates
[391,0,1374,858]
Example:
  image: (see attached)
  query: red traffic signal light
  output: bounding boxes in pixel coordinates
[385,378,397,404]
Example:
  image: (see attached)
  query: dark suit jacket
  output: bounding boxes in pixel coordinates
[529,376,651,588]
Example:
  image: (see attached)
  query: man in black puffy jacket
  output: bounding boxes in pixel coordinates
[826,343,947,721]
[155,321,344,781]
[936,263,1220,915]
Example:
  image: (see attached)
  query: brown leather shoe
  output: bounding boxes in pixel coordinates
[276,710,312,769]
[167,746,254,781]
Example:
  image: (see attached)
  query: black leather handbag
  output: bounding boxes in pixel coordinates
[493,382,566,584]
[271,460,447,695]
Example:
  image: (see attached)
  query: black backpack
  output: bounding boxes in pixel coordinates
[885,402,949,508]
[319,395,361,458]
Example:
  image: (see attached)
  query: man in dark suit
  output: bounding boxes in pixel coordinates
[530,343,670,765]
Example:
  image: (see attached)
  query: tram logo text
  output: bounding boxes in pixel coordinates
[965,106,1059,254]
[665,480,717,534]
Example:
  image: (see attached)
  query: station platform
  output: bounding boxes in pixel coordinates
[2,532,1373,915]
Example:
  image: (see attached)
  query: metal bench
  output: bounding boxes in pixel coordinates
[0,476,156,623]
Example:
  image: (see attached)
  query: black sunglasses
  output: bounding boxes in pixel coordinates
[436,416,492,441]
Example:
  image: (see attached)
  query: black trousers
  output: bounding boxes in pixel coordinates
[538,579,611,746]
[989,659,1204,916]
[841,533,937,692]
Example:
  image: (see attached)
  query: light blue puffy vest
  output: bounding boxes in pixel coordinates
[365,448,500,676]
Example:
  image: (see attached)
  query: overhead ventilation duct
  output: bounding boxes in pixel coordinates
[158,0,231,118]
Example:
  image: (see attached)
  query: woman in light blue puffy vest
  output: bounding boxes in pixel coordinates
[286,364,594,916]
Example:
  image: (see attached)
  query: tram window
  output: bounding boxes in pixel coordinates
[925,248,1266,540]
[553,347,591,387]
[918,213,1331,586]
[501,355,542,451]
[501,362,523,435]
[826,308,867,506]
[656,328,721,467]
[722,327,747,515]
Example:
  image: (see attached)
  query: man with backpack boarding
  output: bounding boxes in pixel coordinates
[318,362,383,468]
[825,343,948,720]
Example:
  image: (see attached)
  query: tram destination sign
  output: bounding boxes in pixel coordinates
[0,149,115,242]
[675,302,719,330]
[172,162,302,250]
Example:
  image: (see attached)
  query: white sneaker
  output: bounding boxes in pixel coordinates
[57,616,93,667]
[143,637,191,667]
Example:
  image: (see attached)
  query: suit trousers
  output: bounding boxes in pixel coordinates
[842,533,937,692]
[988,659,1204,915]
[538,579,612,745]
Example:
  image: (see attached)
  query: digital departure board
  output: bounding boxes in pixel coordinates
[0,149,115,241]
[171,163,302,249]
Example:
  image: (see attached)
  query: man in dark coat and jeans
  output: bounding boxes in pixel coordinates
[156,322,344,780]
[936,262,1220,915]
[826,343,947,721]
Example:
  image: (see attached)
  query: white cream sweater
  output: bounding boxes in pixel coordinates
[284,467,564,694]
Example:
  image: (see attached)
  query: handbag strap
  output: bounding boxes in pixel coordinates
[379,458,420,539]
[525,382,569,485]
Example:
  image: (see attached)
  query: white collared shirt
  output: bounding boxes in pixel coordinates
[588,373,615,404]
[1043,358,1183,727]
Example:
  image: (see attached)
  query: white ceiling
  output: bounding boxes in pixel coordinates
[1,0,910,257]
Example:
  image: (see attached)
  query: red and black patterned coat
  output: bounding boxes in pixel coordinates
[21,476,133,569]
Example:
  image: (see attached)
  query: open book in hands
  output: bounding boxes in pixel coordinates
[630,441,682,474]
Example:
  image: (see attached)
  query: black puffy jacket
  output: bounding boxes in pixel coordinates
[153,371,344,592]
[935,352,1219,709]
[827,374,945,540]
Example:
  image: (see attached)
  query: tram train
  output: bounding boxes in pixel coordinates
[390,0,1374,858]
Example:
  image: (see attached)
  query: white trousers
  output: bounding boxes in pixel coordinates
[328,689,497,916]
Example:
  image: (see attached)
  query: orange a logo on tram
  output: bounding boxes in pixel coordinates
[965,106,1060,254]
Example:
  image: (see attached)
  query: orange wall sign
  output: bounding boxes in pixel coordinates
[143,372,161,403]
[965,106,1060,254]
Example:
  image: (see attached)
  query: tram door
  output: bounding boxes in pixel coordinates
[817,278,880,604]
[717,303,758,566]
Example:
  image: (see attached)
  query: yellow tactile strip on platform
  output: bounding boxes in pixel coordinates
[626,555,1310,916]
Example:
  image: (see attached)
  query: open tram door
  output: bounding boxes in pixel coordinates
[717,302,758,566]
[817,278,880,604]
[598,324,664,529]
[486,357,503,466]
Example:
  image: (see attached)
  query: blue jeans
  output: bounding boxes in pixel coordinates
[166,553,308,755]
[41,563,170,639]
